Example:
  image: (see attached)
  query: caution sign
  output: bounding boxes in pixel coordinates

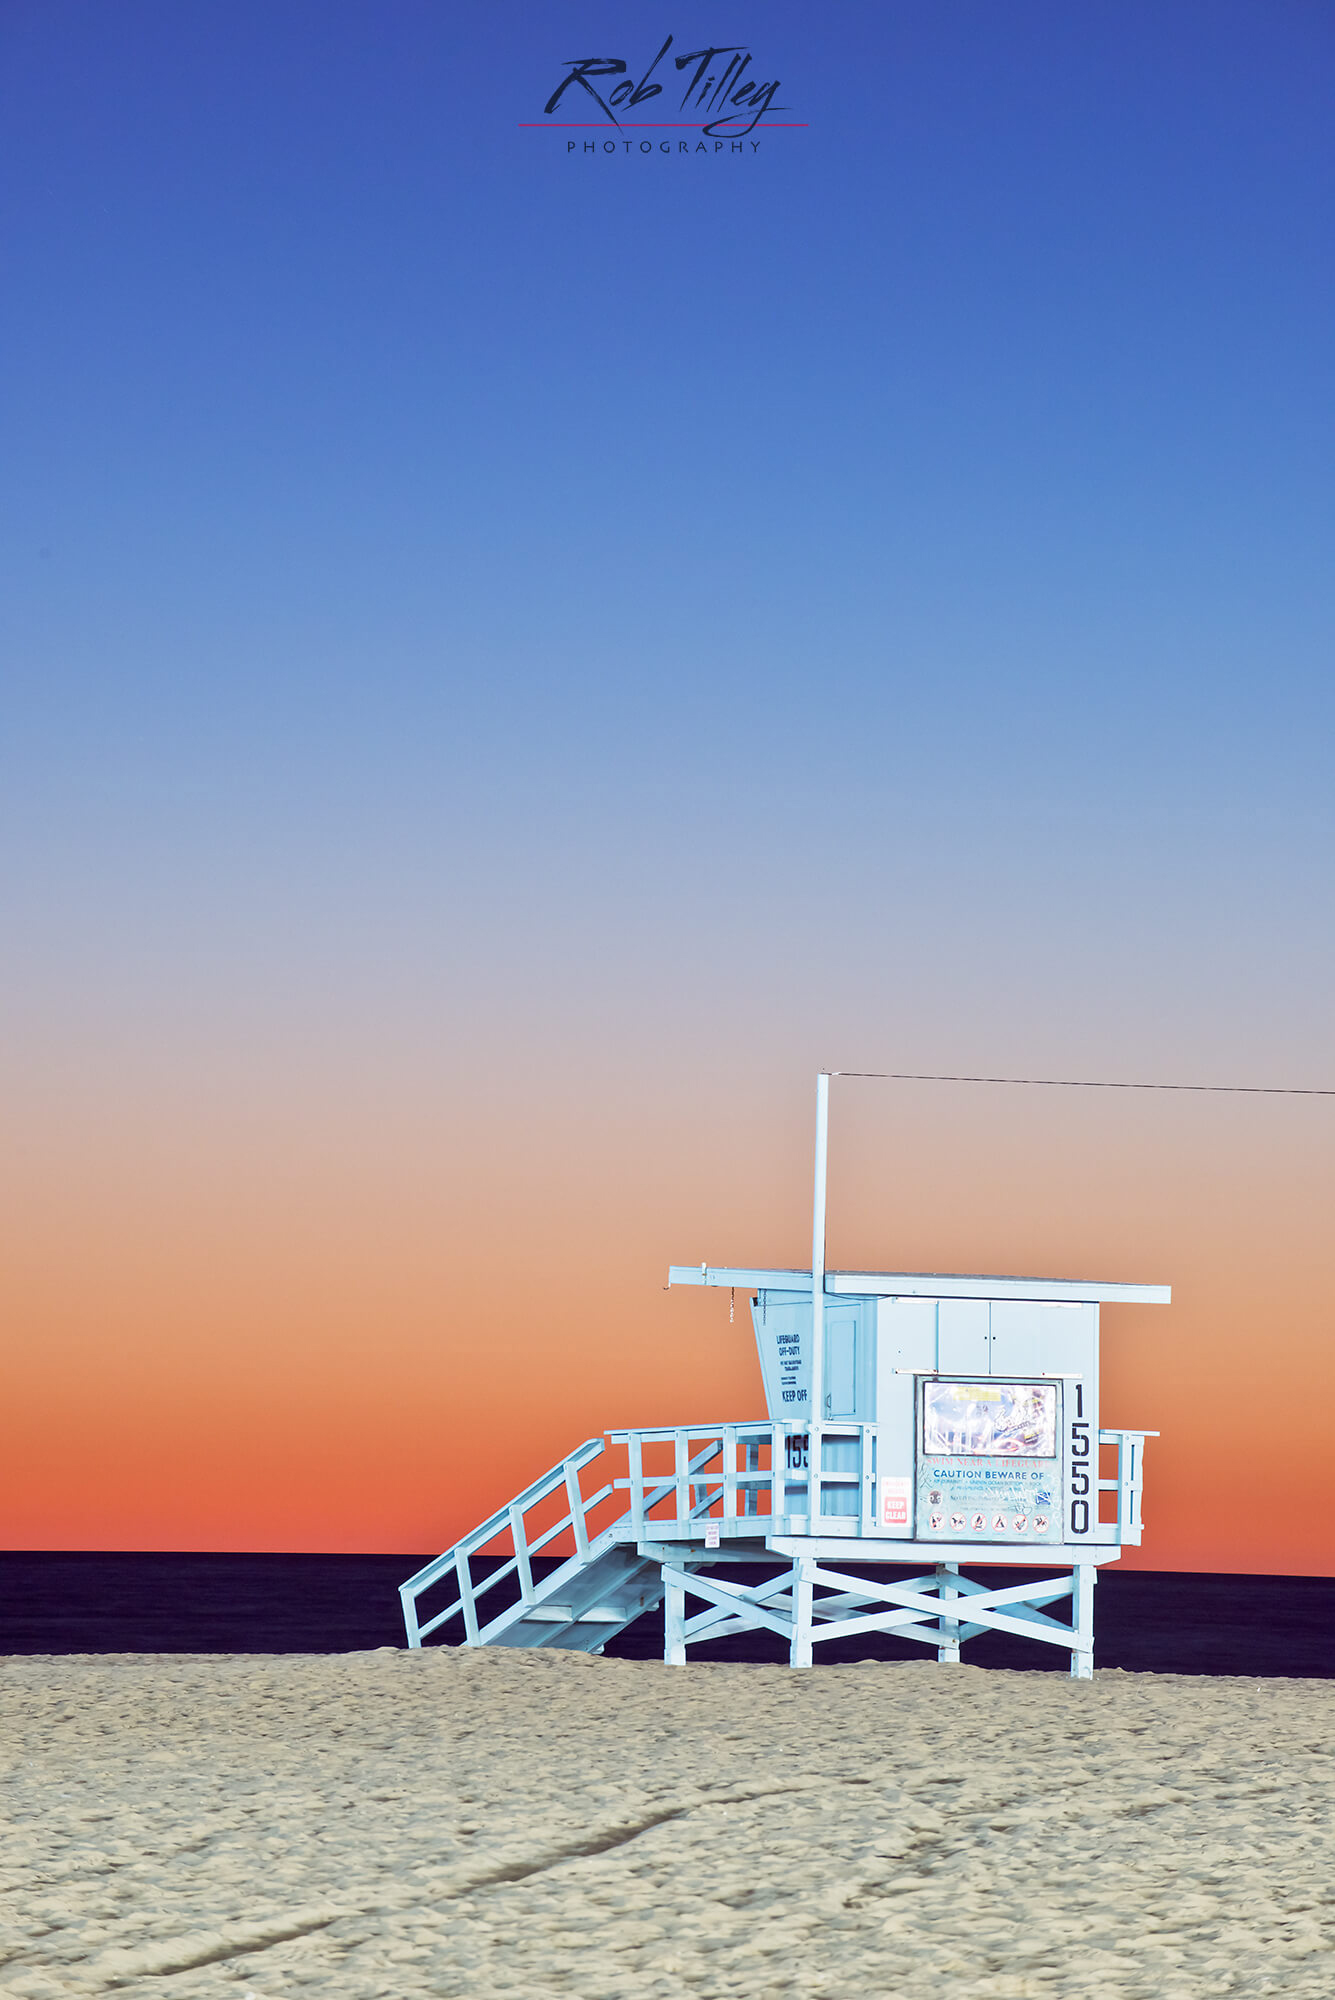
[916,1375,1065,1544]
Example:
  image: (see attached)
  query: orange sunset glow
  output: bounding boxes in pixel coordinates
[4,1051,1331,1575]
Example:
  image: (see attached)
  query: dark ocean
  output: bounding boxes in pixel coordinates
[1,1554,1331,1675]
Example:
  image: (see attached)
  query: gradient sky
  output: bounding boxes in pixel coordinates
[2,2,1332,1573]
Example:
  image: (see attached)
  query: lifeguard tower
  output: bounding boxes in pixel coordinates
[401,1077,1166,1676]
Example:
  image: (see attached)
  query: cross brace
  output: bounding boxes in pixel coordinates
[660,1558,1098,1677]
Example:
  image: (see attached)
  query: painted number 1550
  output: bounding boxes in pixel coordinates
[1069,1384,1091,1536]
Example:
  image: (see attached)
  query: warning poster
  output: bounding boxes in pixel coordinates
[917,1378,1064,1543]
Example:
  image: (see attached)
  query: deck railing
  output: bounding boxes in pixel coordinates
[1097,1428,1158,1545]
[609,1419,875,1535]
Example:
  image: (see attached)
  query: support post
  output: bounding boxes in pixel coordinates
[809,1072,829,1525]
[936,1561,961,1664]
[745,1435,760,1518]
[790,1556,815,1669]
[664,1571,687,1665]
[1071,1563,1095,1679]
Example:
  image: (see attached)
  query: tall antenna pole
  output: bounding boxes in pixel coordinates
[810,1072,829,1454]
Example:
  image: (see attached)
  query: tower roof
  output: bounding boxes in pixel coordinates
[667,1265,1170,1305]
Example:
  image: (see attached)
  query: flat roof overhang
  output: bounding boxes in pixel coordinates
[668,1265,1171,1306]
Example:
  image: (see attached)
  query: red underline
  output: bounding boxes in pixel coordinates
[517,122,809,129]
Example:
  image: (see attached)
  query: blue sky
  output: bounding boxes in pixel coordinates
[3,0,1332,1085]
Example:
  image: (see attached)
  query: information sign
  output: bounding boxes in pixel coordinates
[916,1378,1064,1544]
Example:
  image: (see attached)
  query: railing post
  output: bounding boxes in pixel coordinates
[771,1422,784,1522]
[508,1502,535,1606]
[723,1426,738,1522]
[564,1459,591,1560]
[455,1550,479,1645]
[628,1432,645,1537]
[675,1430,690,1526]
[745,1435,760,1518]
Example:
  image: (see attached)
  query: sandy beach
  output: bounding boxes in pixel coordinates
[2,1649,1331,1999]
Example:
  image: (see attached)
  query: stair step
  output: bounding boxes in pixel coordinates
[520,1605,625,1624]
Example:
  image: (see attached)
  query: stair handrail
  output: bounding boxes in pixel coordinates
[401,1436,610,1647]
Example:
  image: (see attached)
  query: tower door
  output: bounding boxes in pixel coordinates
[823,1308,860,1417]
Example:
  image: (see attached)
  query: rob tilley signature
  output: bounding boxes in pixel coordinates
[544,35,787,137]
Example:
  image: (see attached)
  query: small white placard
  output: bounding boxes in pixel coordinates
[704,1521,721,1549]
[879,1475,913,1530]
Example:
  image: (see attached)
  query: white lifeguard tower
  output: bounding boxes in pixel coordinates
[401,1077,1166,1675]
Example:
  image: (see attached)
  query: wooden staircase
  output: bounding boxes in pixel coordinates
[399,1438,662,1653]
